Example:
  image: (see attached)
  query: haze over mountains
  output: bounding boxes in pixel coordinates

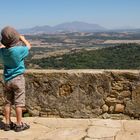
[19,21,106,34]
[19,21,140,34]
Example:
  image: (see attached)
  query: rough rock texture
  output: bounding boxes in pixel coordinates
[0,70,140,119]
[26,70,110,118]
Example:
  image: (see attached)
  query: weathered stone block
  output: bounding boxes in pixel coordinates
[115,104,125,113]
[102,104,109,113]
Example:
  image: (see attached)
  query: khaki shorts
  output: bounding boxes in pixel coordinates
[3,74,25,107]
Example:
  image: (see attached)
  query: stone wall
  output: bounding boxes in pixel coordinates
[0,70,140,119]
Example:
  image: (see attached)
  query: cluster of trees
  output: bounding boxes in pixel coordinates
[26,43,140,69]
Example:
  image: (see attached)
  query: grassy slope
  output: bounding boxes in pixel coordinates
[29,44,140,69]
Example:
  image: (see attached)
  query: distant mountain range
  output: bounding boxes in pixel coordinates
[18,21,140,34]
[19,21,106,34]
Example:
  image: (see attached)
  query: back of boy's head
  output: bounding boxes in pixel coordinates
[1,26,20,48]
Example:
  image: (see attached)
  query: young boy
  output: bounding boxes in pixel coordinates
[0,26,31,132]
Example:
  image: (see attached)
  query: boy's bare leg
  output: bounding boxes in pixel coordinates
[15,106,22,125]
[4,104,11,124]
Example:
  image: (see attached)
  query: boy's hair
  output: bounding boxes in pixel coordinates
[1,26,20,48]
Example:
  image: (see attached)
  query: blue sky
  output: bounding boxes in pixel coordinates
[0,0,140,29]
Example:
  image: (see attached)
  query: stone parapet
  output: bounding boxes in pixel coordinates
[0,69,140,119]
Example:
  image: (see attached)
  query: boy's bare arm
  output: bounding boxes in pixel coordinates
[19,35,32,50]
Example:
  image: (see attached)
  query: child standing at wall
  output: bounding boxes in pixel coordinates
[0,26,31,132]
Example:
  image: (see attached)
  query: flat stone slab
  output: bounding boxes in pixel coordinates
[90,119,122,128]
[87,125,120,139]
[33,118,90,129]
[115,131,140,140]
[0,117,140,140]
[85,137,115,140]
[123,120,140,132]
[37,127,86,140]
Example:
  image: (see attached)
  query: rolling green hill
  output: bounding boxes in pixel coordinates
[28,44,140,69]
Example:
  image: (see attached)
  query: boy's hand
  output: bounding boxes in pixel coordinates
[19,35,26,41]
[19,35,31,49]
[0,44,5,48]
